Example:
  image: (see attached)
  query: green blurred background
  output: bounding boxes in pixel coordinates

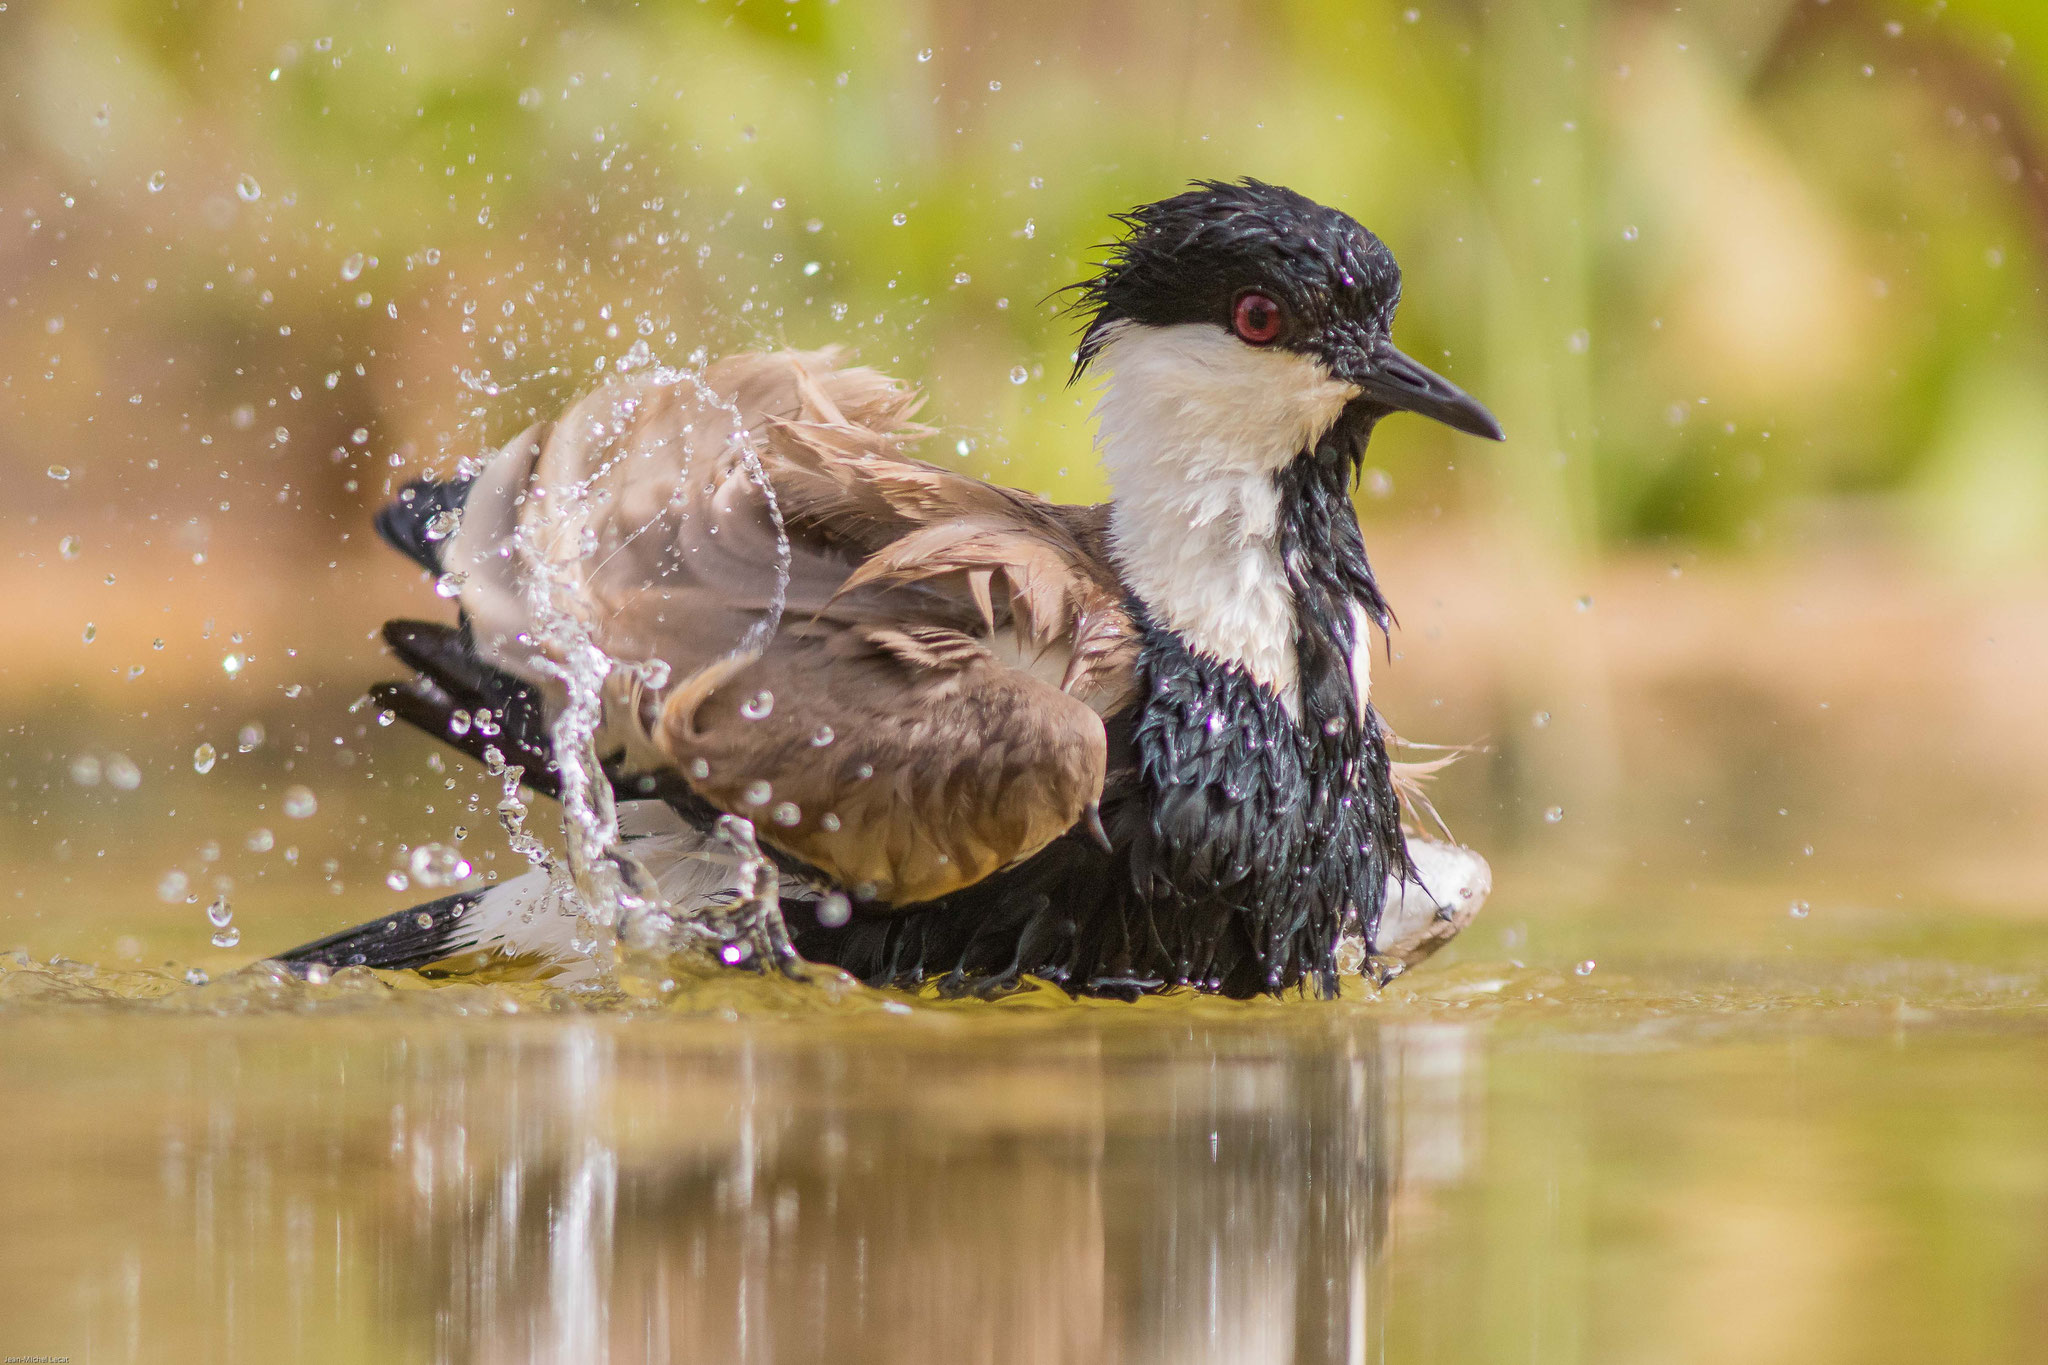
[9,5,2048,1363]
[3,0,2047,966]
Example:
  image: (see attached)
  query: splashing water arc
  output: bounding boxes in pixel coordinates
[471,359,794,980]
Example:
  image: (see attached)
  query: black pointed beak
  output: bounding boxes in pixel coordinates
[1340,339,1504,442]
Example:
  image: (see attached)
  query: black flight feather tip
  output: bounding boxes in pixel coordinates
[375,474,474,575]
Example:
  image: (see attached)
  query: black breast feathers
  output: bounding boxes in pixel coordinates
[790,442,1408,1000]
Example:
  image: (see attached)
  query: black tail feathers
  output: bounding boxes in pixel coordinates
[272,888,487,974]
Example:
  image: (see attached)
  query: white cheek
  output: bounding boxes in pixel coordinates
[1091,322,1357,479]
[1091,323,1360,709]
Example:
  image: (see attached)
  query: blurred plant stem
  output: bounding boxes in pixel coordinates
[1480,0,1624,876]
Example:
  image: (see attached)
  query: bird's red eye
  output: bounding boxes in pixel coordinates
[1232,293,1283,345]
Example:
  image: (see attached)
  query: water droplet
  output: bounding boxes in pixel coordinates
[147,170,167,193]
[69,754,102,786]
[742,780,772,807]
[157,870,190,902]
[891,212,908,226]
[221,654,243,676]
[1575,596,1592,612]
[236,173,261,202]
[719,940,753,965]
[81,622,96,643]
[1532,711,1551,729]
[739,690,775,720]
[106,754,142,790]
[246,827,274,853]
[1575,959,1596,976]
[771,801,802,827]
[386,871,409,891]
[1008,366,1029,385]
[205,896,233,928]
[447,709,472,736]
[408,842,471,888]
[817,892,852,927]
[237,722,265,753]
[184,968,210,986]
[192,743,217,774]
[211,925,241,949]
[689,758,711,780]
[1622,225,1639,242]
[47,464,70,481]
[1789,900,1810,919]
[1543,805,1564,823]
[303,962,331,985]
[810,724,835,747]
[916,47,933,62]
[152,638,165,651]
[339,252,366,282]
[59,535,82,560]
[953,271,971,285]
[518,86,543,110]
[819,812,842,832]
[282,785,318,819]
[802,261,821,277]
[1323,717,1344,735]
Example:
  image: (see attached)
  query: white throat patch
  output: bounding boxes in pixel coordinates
[1091,321,1358,710]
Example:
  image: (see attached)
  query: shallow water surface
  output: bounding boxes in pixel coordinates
[4,931,2047,1365]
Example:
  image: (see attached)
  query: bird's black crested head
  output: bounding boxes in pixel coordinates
[1070,179,1503,444]
[1071,179,1400,379]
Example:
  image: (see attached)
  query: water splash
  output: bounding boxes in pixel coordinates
[468,361,796,983]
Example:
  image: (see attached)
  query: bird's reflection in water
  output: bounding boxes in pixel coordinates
[352,1016,1480,1365]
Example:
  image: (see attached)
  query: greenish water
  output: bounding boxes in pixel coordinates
[4,927,2046,1365]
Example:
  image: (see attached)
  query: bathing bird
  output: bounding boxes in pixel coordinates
[274,179,1501,998]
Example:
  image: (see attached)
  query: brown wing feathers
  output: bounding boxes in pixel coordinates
[761,407,1138,709]
[457,349,1137,908]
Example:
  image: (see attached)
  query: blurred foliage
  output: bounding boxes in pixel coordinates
[1,0,2046,560]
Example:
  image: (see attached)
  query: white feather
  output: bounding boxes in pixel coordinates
[1348,600,1374,717]
[446,802,755,980]
[1091,322,1358,711]
[1369,839,1491,965]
